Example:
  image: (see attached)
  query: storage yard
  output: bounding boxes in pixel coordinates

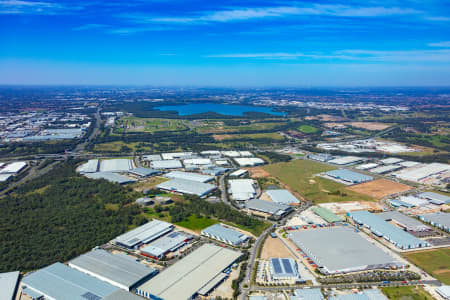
[347,179,413,199]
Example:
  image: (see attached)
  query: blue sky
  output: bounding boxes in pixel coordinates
[1,0,450,86]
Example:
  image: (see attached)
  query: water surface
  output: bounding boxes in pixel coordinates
[155,103,285,116]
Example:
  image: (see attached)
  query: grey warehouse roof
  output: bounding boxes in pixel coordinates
[100,159,133,172]
[418,192,450,204]
[289,227,400,274]
[377,211,430,232]
[113,220,173,249]
[136,243,241,300]
[85,172,136,184]
[325,169,373,183]
[202,224,249,245]
[157,178,216,196]
[151,160,182,169]
[247,199,292,216]
[22,262,118,300]
[266,189,300,204]
[141,231,188,258]
[0,271,20,300]
[103,290,146,300]
[164,171,214,183]
[128,167,160,177]
[69,249,157,290]
[349,211,428,249]
[293,288,324,300]
[420,212,450,229]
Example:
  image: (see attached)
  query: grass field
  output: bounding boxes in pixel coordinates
[404,248,450,284]
[118,117,187,133]
[381,286,433,300]
[297,124,318,134]
[263,159,375,203]
[213,132,285,141]
[175,215,219,232]
[197,120,286,134]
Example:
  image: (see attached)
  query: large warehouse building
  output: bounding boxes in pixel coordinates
[311,206,344,223]
[228,179,256,201]
[324,169,374,185]
[377,211,430,232]
[349,211,429,249]
[201,224,249,246]
[141,231,190,259]
[266,189,300,205]
[419,212,450,232]
[151,160,183,169]
[85,172,136,184]
[100,159,133,173]
[0,271,20,300]
[21,262,119,300]
[246,199,292,218]
[136,244,241,300]
[156,178,216,196]
[164,171,214,183]
[289,227,402,274]
[268,258,302,282]
[113,220,174,249]
[69,249,158,291]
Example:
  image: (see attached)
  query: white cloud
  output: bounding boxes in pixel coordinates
[0,0,82,14]
[428,41,450,48]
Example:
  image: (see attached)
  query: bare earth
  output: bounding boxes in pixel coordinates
[347,178,413,199]
[213,134,233,141]
[260,236,296,260]
[246,167,271,178]
[346,122,392,131]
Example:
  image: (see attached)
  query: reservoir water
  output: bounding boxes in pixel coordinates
[155,103,285,116]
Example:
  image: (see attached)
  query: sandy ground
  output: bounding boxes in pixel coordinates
[324,122,347,128]
[260,236,297,260]
[246,166,271,178]
[346,122,392,131]
[347,178,413,199]
[259,192,272,202]
[213,134,233,141]
[319,201,383,214]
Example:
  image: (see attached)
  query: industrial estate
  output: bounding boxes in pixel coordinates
[0,86,449,300]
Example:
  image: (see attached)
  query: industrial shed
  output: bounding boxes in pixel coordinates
[246,199,292,217]
[201,224,249,246]
[311,206,344,223]
[419,212,450,232]
[141,232,190,259]
[104,290,146,300]
[69,249,158,291]
[100,159,133,172]
[21,262,119,300]
[113,220,174,249]
[370,165,403,174]
[136,244,241,300]
[0,271,20,300]
[349,211,429,249]
[164,171,214,183]
[417,192,450,205]
[377,211,430,232]
[142,154,162,161]
[234,157,265,167]
[128,167,160,178]
[84,172,136,184]
[151,160,182,169]
[0,161,27,174]
[228,179,256,201]
[290,227,402,274]
[269,258,301,281]
[380,157,403,165]
[266,189,300,205]
[393,163,450,183]
[77,159,99,173]
[156,178,216,196]
[324,169,373,184]
[328,156,364,165]
[292,288,324,300]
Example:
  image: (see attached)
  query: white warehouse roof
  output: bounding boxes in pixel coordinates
[113,220,173,249]
[266,189,300,204]
[228,179,256,201]
[151,160,183,169]
[157,178,216,196]
[0,161,27,174]
[234,157,265,167]
[100,159,133,173]
[164,171,214,183]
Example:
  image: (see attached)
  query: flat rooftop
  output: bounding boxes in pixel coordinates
[100,159,133,172]
[85,172,136,184]
[136,243,241,300]
[164,171,214,183]
[113,220,173,249]
[22,262,118,300]
[156,178,216,196]
[377,211,430,232]
[266,189,300,204]
[201,223,249,245]
[325,169,373,183]
[420,212,450,228]
[290,227,400,274]
[0,271,20,300]
[69,249,157,290]
[247,199,292,216]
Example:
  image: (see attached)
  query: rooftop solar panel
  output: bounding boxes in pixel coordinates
[282,259,293,274]
[272,259,282,274]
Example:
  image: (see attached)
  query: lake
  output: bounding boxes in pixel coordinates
[155,103,285,116]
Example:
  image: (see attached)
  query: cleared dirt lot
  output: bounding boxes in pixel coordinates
[346,122,392,131]
[260,236,296,260]
[347,178,413,199]
[246,166,271,178]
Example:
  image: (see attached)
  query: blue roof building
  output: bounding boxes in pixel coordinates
[269,258,302,281]
[349,211,429,249]
[201,224,249,246]
[22,263,119,300]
